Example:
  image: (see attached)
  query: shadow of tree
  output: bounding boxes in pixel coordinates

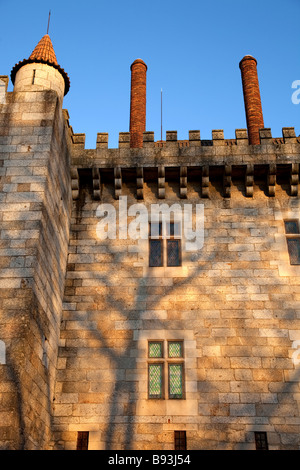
[55,178,300,451]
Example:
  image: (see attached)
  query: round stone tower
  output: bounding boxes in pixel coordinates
[10,34,70,101]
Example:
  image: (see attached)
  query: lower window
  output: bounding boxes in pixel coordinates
[254,431,268,450]
[76,431,89,450]
[148,340,184,399]
[174,431,187,450]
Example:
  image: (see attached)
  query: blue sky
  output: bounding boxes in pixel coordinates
[1,0,299,148]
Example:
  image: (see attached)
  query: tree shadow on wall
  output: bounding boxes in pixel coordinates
[57,181,300,451]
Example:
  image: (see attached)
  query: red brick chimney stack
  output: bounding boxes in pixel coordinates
[239,55,264,145]
[130,59,147,148]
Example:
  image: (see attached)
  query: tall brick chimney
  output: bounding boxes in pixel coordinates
[239,55,264,145]
[130,59,147,148]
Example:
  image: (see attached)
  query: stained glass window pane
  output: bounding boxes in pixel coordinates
[169,364,183,398]
[168,341,183,358]
[149,364,163,398]
[149,342,163,358]
[287,238,300,265]
[284,220,299,234]
[149,239,163,267]
[167,240,181,267]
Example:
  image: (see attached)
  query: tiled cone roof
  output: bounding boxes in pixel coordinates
[29,33,59,64]
[11,34,70,95]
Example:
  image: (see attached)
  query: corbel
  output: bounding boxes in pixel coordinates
[71,168,79,200]
[92,168,101,200]
[201,165,209,198]
[180,166,187,198]
[223,165,231,198]
[290,163,299,197]
[136,167,144,200]
[114,167,122,200]
[245,164,254,197]
[267,164,276,197]
[158,166,165,199]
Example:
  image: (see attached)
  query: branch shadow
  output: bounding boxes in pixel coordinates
[56,179,300,451]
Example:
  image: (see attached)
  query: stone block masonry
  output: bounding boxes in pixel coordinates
[0,88,72,449]
[1,40,300,451]
[51,127,300,449]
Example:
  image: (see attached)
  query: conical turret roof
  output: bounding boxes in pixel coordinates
[11,34,70,95]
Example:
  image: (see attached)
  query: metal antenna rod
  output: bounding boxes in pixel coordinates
[47,10,51,34]
[161,88,163,142]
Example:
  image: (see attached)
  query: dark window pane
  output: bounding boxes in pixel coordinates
[287,238,300,265]
[166,221,181,238]
[284,220,299,234]
[76,431,89,450]
[149,239,163,267]
[167,240,181,267]
[255,432,268,450]
[149,364,163,398]
[150,222,162,238]
[174,431,186,450]
[169,364,183,398]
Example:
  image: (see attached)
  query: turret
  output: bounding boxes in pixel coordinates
[10,34,70,101]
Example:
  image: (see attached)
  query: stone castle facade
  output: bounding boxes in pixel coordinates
[1,33,300,450]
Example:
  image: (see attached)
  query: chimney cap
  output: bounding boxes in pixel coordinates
[239,55,257,68]
[130,58,147,71]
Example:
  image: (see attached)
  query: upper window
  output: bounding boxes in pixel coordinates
[284,219,300,265]
[149,222,182,267]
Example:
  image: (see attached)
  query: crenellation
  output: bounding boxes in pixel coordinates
[96,132,108,149]
[119,132,130,148]
[212,129,225,146]
[166,130,177,142]
[259,128,273,144]
[72,133,85,149]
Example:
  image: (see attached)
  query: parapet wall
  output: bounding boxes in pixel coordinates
[63,110,300,202]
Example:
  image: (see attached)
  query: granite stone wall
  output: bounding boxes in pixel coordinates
[51,127,300,450]
[0,86,72,449]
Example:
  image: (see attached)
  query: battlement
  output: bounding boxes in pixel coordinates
[63,111,300,152]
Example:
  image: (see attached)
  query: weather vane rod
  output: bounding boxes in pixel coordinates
[47,10,51,35]
[161,88,163,142]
